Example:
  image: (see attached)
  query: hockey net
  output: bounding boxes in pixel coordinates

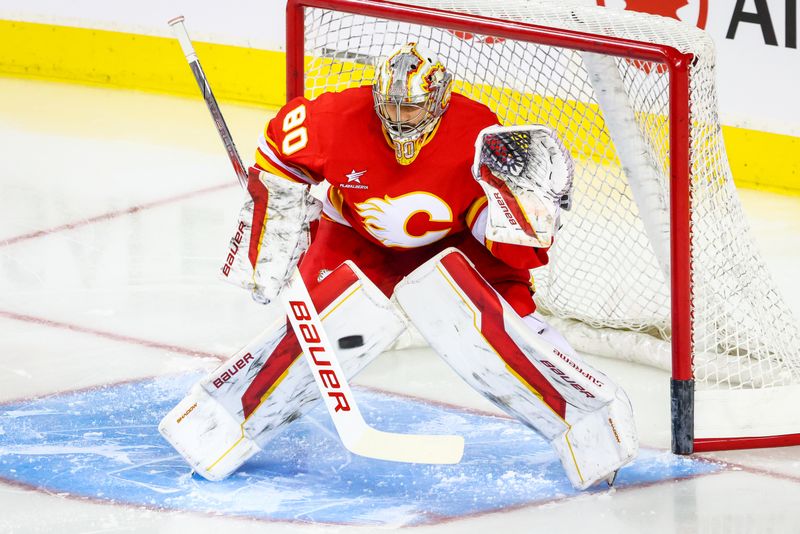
[287,0,800,451]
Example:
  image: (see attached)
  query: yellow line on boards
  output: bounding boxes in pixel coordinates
[723,126,800,195]
[0,19,286,108]
[2,19,798,194]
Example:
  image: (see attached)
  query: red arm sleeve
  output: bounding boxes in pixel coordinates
[486,239,551,270]
[254,96,327,185]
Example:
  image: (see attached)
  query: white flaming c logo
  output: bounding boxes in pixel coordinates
[355,192,453,248]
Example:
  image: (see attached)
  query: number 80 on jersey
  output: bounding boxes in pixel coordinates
[282,104,308,155]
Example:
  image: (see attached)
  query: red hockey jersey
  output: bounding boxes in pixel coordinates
[257,86,496,246]
[255,86,549,314]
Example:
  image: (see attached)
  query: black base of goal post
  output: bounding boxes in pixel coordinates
[671,378,695,454]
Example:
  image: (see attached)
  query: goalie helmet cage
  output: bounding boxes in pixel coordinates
[285,0,800,454]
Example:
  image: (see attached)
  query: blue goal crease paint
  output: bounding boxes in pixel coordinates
[0,374,723,526]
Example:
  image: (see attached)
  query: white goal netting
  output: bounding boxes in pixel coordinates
[299,0,800,395]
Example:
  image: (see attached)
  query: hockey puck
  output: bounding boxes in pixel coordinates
[338,335,364,349]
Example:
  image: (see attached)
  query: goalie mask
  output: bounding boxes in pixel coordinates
[373,42,453,165]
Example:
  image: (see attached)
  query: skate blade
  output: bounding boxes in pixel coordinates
[605,469,619,487]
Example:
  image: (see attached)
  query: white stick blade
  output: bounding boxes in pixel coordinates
[349,428,464,464]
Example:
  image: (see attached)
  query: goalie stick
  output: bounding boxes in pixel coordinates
[166,16,464,464]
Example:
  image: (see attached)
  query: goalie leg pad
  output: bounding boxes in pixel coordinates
[393,248,637,489]
[159,261,407,480]
[551,387,637,489]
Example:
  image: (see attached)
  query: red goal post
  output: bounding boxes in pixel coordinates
[284,0,800,454]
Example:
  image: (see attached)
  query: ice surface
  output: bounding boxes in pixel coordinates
[0,374,723,527]
[1,77,799,533]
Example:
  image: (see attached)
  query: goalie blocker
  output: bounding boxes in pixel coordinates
[394,249,638,489]
[220,167,321,305]
[159,261,407,480]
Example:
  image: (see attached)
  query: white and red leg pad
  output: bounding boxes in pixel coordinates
[159,261,407,481]
[393,248,637,489]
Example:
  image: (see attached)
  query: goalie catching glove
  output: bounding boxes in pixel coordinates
[473,125,574,248]
[220,167,321,304]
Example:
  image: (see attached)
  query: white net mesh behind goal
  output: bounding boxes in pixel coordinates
[299,0,800,394]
